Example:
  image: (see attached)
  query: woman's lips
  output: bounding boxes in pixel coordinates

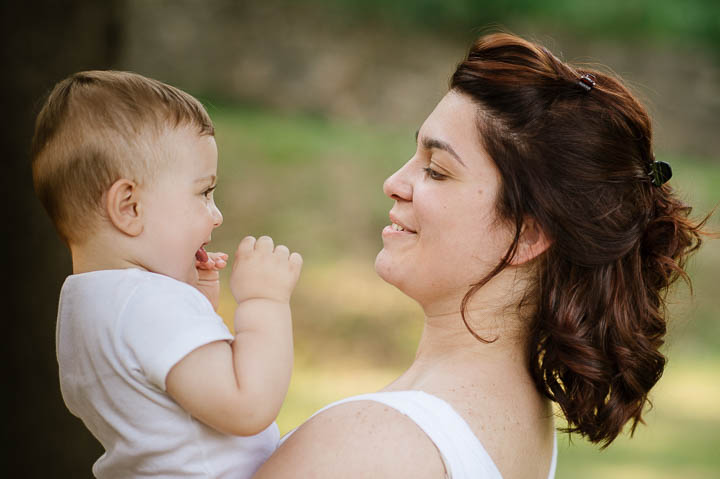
[382,224,417,237]
[388,214,416,233]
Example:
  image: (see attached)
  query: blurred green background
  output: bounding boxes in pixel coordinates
[9,0,719,477]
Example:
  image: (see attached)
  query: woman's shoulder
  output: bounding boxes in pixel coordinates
[253,394,447,479]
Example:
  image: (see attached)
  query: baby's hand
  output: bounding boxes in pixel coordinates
[195,251,228,310]
[231,236,302,304]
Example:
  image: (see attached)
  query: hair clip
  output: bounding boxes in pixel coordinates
[577,74,596,93]
[648,160,672,186]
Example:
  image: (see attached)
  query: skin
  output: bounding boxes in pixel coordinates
[70,125,303,436]
[254,92,553,479]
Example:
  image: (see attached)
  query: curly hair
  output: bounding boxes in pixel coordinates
[451,33,707,446]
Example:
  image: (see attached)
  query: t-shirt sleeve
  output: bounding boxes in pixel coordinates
[119,275,234,391]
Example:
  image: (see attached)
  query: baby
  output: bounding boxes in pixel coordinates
[31,70,302,478]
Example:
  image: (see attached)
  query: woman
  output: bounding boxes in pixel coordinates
[254,33,704,478]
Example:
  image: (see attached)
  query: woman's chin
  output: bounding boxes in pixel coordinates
[374,249,395,283]
[374,249,413,294]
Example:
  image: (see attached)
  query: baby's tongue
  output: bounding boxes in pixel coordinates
[195,247,208,263]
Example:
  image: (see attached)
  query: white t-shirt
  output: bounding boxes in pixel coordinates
[57,269,279,478]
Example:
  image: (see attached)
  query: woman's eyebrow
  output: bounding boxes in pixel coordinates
[415,130,466,167]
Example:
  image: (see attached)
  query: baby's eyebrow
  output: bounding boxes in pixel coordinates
[195,175,217,184]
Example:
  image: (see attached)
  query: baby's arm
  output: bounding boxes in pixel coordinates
[166,236,302,436]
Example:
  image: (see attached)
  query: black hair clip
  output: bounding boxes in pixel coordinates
[649,160,672,186]
[577,74,596,93]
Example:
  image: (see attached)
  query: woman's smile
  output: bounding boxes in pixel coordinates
[382,213,418,237]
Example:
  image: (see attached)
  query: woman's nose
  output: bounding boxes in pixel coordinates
[383,162,413,201]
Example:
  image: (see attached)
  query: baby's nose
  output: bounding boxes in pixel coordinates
[213,206,223,227]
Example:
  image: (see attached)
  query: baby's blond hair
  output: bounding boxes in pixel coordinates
[31,70,214,245]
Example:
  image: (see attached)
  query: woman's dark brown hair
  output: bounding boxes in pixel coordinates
[451,33,706,446]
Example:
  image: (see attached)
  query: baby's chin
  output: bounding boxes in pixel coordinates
[132,254,199,285]
[187,262,201,284]
[162,269,197,286]
[160,261,200,286]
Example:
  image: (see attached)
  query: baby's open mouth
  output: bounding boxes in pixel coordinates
[195,246,208,263]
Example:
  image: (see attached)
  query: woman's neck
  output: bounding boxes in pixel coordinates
[387,274,535,391]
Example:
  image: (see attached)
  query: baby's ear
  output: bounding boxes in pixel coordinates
[509,217,551,266]
[105,179,143,236]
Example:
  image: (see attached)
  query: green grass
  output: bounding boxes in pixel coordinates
[210,103,720,477]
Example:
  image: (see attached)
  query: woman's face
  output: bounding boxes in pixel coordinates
[375,91,513,314]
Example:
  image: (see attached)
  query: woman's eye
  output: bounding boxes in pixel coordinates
[423,167,446,180]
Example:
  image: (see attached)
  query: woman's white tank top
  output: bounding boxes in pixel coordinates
[285,390,557,479]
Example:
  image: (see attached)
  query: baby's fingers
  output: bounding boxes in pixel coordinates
[255,235,275,253]
[290,252,303,270]
[196,257,215,270]
[290,252,303,281]
[208,252,228,270]
[236,236,257,258]
[196,251,228,270]
[273,244,290,259]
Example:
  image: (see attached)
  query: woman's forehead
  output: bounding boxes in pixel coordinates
[419,91,490,167]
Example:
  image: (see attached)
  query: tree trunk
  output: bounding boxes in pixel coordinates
[2,1,124,475]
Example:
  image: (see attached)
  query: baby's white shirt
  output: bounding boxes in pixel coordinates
[57,268,279,478]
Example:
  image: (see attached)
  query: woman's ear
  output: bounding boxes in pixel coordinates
[105,179,144,237]
[509,217,551,266]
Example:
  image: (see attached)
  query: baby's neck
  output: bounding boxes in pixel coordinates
[70,233,147,275]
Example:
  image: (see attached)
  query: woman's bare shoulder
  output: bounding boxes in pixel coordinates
[253,400,446,479]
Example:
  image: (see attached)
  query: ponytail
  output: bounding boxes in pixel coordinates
[530,187,705,446]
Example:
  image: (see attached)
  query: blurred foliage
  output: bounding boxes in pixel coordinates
[312,0,720,50]
[123,1,720,157]
[210,103,719,477]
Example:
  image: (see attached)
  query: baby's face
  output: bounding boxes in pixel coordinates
[136,126,223,285]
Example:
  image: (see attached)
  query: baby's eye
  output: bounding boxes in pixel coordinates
[423,167,447,181]
[203,186,216,198]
